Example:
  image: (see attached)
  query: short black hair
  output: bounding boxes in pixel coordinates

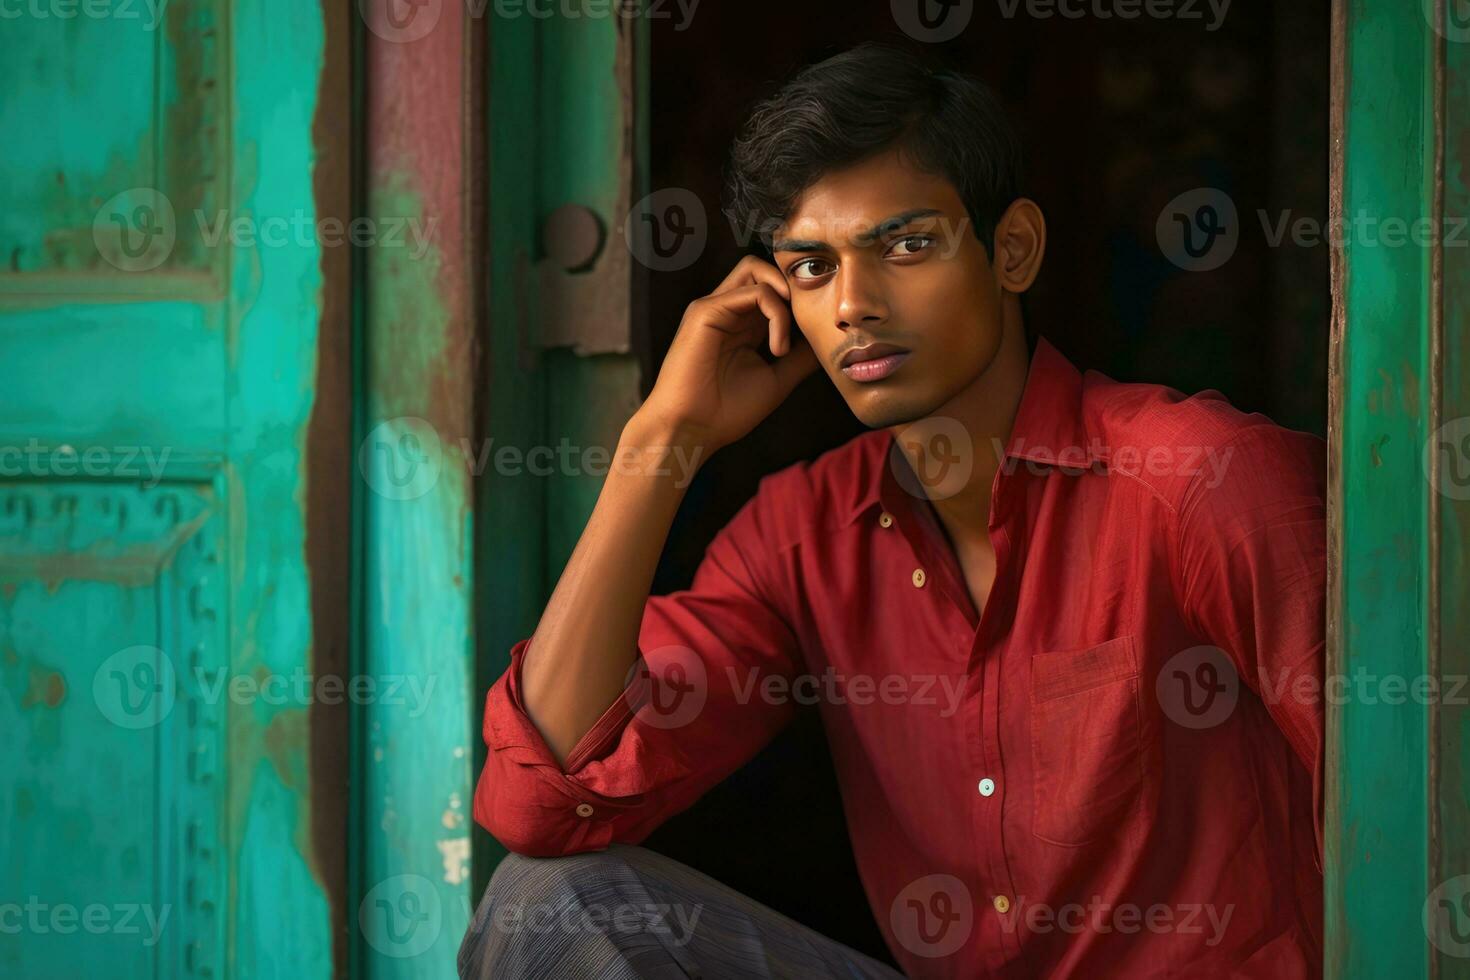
[723,43,1024,258]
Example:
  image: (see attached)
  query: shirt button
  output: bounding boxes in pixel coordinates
[993,895,1011,914]
[575,803,594,818]
[978,778,995,797]
[911,568,926,588]
[878,511,894,528]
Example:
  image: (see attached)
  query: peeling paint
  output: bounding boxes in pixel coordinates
[436,837,471,886]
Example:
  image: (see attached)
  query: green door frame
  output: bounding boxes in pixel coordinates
[1328,0,1470,973]
[472,0,649,896]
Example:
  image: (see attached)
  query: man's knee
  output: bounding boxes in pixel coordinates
[486,848,628,916]
[460,849,635,979]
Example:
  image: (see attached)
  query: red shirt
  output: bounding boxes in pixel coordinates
[474,338,1325,979]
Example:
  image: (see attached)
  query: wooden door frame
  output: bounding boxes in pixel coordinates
[1327,0,1469,973]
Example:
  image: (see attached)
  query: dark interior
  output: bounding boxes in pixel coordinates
[640,2,1330,964]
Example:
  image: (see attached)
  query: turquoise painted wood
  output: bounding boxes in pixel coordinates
[475,0,649,897]
[352,6,480,977]
[0,3,338,977]
[1329,0,1468,975]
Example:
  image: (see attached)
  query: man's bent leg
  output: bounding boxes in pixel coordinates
[458,844,904,979]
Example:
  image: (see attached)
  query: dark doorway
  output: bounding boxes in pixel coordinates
[640,1,1330,963]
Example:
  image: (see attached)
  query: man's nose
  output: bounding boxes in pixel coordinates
[834,266,890,329]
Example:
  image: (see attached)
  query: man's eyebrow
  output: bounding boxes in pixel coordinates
[771,208,944,253]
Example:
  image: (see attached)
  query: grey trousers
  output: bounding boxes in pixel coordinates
[457,844,905,979]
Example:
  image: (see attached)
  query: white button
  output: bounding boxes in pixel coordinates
[911,568,926,588]
[575,803,594,818]
[978,778,995,797]
[878,511,894,528]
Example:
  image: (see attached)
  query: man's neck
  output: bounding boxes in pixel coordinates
[891,317,1032,549]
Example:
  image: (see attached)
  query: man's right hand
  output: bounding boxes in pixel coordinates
[635,256,819,452]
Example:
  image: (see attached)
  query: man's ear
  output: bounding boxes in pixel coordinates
[991,198,1046,294]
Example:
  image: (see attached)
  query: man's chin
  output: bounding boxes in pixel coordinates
[844,391,942,430]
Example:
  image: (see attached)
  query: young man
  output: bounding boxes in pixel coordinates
[460,44,1324,979]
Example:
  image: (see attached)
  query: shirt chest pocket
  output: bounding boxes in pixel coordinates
[1029,635,1146,847]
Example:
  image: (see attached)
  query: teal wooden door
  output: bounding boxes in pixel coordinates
[0,3,346,977]
[1329,0,1470,974]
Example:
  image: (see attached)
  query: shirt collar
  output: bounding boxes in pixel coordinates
[846,336,1094,526]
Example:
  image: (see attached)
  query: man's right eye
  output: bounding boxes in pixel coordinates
[790,258,833,280]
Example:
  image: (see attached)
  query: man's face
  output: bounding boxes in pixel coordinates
[772,147,1006,429]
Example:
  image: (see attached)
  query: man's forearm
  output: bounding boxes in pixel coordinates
[519,413,704,765]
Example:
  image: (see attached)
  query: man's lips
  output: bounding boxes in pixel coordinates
[839,343,911,382]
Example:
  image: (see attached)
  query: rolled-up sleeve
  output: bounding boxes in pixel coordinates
[1172,423,1327,873]
[472,475,803,857]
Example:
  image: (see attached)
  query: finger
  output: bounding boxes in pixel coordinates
[715,255,790,302]
[770,333,820,397]
[706,283,793,355]
[751,286,796,358]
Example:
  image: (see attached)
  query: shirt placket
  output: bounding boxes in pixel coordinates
[879,461,1027,975]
